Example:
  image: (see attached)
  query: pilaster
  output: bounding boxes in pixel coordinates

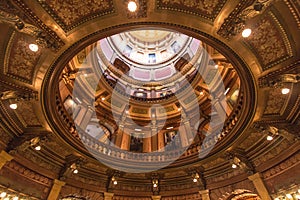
[248,172,272,200]
[0,150,13,170]
[47,179,66,200]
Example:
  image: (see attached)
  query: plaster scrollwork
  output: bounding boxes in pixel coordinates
[161,0,219,14]
[6,160,51,186]
[262,152,300,179]
[157,0,226,20]
[20,148,61,172]
[37,0,114,31]
[0,1,64,51]
[6,32,41,83]
[263,88,288,115]
[246,13,292,69]
[0,9,41,36]
[252,139,290,167]
[15,101,41,126]
[0,124,13,145]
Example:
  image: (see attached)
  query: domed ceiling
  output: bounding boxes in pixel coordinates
[0,0,299,200]
[56,28,244,172]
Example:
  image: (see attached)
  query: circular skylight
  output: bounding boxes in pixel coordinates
[98,29,202,82]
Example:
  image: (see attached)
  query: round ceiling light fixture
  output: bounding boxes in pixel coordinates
[0,192,7,198]
[35,145,41,151]
[281,88,290,94]
[29,43,39,52]
[128,1,137,12]
[266,135,273,141]
[9,103,17,110]
[242,28,252,38]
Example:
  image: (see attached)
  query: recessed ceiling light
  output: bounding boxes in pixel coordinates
[0,192,7,198]
[231,163,237,169]
[113,180,118,185]
[35,145,41,151]
[266,135,273,141]
[29,43,39,52]
[9,103,17,110]
[128,1,137,12]
[242,28,252,38]
[101,97,105,101]
[281,88,290,94]
[73,169,78,174]
[12,196,19,200]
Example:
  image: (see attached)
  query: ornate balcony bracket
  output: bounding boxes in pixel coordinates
[5,132,50,154]
[217,0,274,39]
[0,0,64,51]
[225,150,255,174]
[58,155,86,181]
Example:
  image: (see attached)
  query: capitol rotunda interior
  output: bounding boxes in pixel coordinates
[0,0,299,199]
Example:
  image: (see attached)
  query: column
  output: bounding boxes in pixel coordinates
[151,89,156,98]
[79,106,94,130]
[143,136,152,152]
[152,195,161,200]
[212,101,226,124]
[179,125,189,147]
[47,179,66,200]
[115,126,124,148]
[120,128,130,150]
[248,172,272,200]
[125,84,131,94]
[184,121,194,143]
[0,150,13,170]
[157,131,165,151]
[151,128,158,151]
[219,96,231,116]
[199,189,210,200]
[104,192,114,200]
[74,105,87,125]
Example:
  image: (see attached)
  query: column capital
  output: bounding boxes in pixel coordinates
[199,189,210,200]
[199,189,209,195]
[152,195,161,200]
[53,179,66,187]
[248,172,272,200]
[0,150,13,162]
[248,172,262,181]
[47,179,66,200]
[104,192,114,200]
[0,150,13,170]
